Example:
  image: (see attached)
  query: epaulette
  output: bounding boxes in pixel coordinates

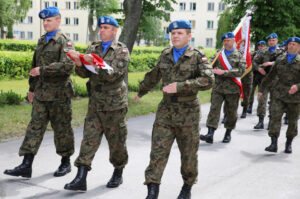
[117,41,127,48]
[91,41,101,46]
[161,47,172,54]
[193,48,205,55]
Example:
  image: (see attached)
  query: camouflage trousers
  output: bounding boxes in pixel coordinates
[241,79,253,107]
[75,105,128,171]
[144,122,199,185]
[249,74,260,105]
[19,98,74,157]
[206,91,240,130]
[269,99,300,138]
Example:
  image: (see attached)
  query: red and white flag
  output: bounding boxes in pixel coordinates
[66,52,113,74]
[233,16,252,77]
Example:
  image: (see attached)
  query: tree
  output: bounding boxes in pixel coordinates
[0,0,31,38]
[223,0,300,45]
[79,0,119,42]
[215,8,233,49]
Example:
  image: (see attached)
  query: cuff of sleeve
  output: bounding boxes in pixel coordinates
[176,82,184,93]
[39,66,44,76]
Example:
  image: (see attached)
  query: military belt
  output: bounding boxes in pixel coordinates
[163,95,197,103]
[95,81,124,92]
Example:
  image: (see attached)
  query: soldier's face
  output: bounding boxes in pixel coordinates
[268,38,278,47]
[223,38,235,50]
[100,24,117,42]
[171,29,191,49]
[258,44,266,51]
[287,42,300,54]
[43,16,61,33]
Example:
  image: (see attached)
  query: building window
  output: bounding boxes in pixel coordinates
[189,20,196,29]
[206,38,213,47]
[207,20,214,29]
[208,2,214,11]
[219,2,226,11]
[28,32,33,40]
[66,33,71,38]
[20,31,25,39]
[66,2,71,9]
[120,3,124,9]
[65,17,71,25]
[190,38,195,46]
[179,2,186,11]
[44,1,49,8]
[74,18,79,26]
[73,33,79,42]
[20,18,25,24]
[52,1,58,7]
[28,16,33,24]
[74,2,80,9]
[30,0,33,8]
[190,2,196,11]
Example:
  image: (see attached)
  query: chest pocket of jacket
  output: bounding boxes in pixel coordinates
[42,49,60,63]
[179,64,195,80]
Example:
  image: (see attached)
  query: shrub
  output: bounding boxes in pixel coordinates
[0,90,23,106]
[73,81,88,97]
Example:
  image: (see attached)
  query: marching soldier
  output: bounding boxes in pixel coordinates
[258,36,300,153]
[134,20,214,199]
[200,32,246,144]
[252,33,284,129]
[64,16,130,191]
[248,41,267,114]
[240,60,253,118]
[4,7,75,178]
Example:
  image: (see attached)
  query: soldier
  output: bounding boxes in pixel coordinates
[200,32,246,144]
[134,20,214,199]
[64,16,130,191]
[252,33,283,129]
[258,36,300,153]
[240,60,253,118]
[248,41,267,114]
[3,7,75,178]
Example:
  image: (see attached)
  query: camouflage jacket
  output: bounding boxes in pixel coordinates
[29,30,75,101]
[211,49,246,94]
[252,47,284,74]
[138,45,214,98]
[259,53,300,103]
[75,40,130,111]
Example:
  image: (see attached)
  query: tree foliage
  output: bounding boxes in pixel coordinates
[216,8,233,49]
[222,0,300,44]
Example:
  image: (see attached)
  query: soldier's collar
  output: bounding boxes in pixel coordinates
[49,29,62,41]
[183,45,193,57]
[102,39,118,51]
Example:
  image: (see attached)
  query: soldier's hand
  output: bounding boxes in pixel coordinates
[163,82,177,93]
[83,54,94,65]
[258,67,266,75]
[30,67,40,77]
[289,85,298,95]
[68,50,82,67]
[257,92,263,100]
[213,68,225,75]
[262,62,273,67]
[28,92,34,103]
[134,95,140,102]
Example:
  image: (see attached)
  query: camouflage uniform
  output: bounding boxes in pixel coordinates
[260,53,300,138]
[74,40,130,171]
[241,71,253,108]
[249,51,261,106]
[206,49,246,130]
[252,47,283,118]
[138,45,214,185]
[19,30,75,157]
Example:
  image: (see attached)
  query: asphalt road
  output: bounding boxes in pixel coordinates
[0,99,299,199]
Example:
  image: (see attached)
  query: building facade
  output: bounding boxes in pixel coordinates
[13,0,225,48]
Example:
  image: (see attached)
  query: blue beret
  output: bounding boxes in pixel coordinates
[221,32,235,41]
[168,20,192,32]
[286,37,300,44]
[39,7,60,19]
[266,33,278,40]
[98,16,118,27]
[257,41,266,45]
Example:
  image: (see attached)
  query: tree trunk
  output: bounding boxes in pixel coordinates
[88,11,99,43]
[119,0,143,86]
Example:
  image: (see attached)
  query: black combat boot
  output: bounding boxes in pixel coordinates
[106,168,123,188]
[222,129,232,143]
[64,165,88,191]
[200,127,215,144]
[283,116,288,125]
[54,156,71,177]
[265,136,278,153]
[177,183,192,199]
[146,183,159,199]
[4,154,34,178]
[284,137,293,154]
[240,107,247,118]
[221,115,227,124]
[247,103,253,114]
[254,116,264,129]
